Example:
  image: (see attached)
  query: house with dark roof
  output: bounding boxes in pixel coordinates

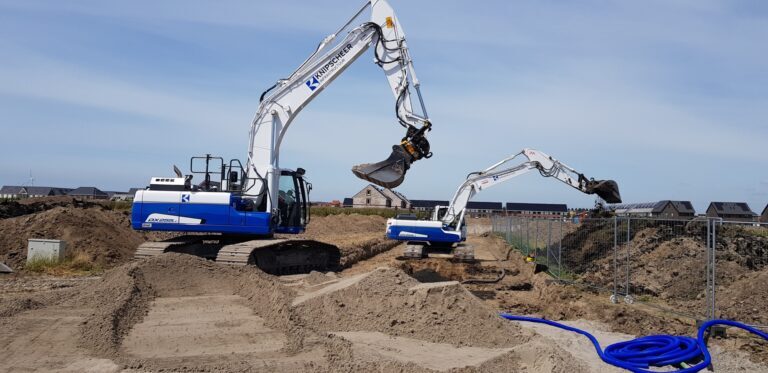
[706,202,756,221]
[465,201,503,218]
[760,204,768,223]
[109,188,143,201]
[380,188,410,209]
[410,199,450,211]
[67,187,109,200]
[0,185,73,199]
[669,201,696,217]
[342,198,353,208]
[506,202,568,218]
[608,200,695,218]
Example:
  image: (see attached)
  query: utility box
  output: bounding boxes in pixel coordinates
[27,239,67,263]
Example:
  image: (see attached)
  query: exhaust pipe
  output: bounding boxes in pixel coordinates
[586,179,622,204]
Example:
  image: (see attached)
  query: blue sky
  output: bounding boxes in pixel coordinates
[1,0,766,212]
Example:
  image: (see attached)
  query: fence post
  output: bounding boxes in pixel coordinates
[535,219,540,259]
[625,217,633,304]
[506,216,511,243]
[558,218,563,280]
[612,216,618,303]
[712,219,717,320]
[546,219,552,269]
[705,218,719,320]
[525,219,530,256]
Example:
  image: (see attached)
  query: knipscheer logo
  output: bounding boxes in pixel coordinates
[305,44,353,91]
[305,77,320,91]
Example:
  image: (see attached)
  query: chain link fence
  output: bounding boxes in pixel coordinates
[492,215,768,327]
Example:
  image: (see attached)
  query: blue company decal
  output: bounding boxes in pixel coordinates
[304,43,353,92]
[305,76,320,91]
[181,194,190,203]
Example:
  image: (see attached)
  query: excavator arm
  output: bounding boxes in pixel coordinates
[440,148,621,226]
[244,0,432,212]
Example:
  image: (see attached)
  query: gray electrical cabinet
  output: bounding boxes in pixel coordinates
[27,239,67,262]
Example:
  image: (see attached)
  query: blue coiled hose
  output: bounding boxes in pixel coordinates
[499,314,768,373]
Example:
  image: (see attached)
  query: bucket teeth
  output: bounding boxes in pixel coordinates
[587,179,622,204]
[351,145,412,189]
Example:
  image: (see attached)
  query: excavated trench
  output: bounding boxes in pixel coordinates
[35,253,589,372]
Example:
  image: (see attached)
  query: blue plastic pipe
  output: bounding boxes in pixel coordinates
[499,314,768,373]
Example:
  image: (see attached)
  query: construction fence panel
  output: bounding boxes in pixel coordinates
[713,220,768,329]
[490,215,752,322]
[622,217,711,320]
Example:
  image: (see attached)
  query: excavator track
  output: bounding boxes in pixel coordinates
[134,236,208,259]
[215,239,289,266]
[135,236,341,275]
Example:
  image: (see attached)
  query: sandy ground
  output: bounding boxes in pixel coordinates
[1,213,766,372]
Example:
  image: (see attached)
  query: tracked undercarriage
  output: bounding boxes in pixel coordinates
[402,242,476,261]
[135,236,341,275]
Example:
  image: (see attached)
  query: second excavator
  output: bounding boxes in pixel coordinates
[386,148,621,260]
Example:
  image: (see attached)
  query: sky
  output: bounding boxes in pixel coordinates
[0,0,766,212]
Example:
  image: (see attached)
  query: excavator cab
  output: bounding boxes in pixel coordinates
[275,169,311,234]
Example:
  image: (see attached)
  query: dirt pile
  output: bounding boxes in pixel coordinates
[560,220,767,306]
[2,253,597,372]
[0,204,396,272]
[0,204,171,270]
[293,267,525,348]
[0,196,104,219]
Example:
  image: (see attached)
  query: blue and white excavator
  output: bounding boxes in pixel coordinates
[130,0,433,274]
[386,148,621,260]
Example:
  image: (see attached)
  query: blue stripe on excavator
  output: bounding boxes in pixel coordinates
[386,225,463,243]
[131,202,304,235]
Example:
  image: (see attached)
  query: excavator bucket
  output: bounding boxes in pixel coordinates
[586,179,622,204]
[352,145,413,189]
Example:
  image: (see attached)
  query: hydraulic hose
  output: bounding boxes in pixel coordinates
[499,314,768,373]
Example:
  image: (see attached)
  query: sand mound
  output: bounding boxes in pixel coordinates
[293,267,527,348]
[0,204,172,270]
[305,214,388,236]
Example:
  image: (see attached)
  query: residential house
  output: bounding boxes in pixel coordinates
[465,201,503,218]
[706,202,756,222]
[409,199,450,217]
[380,188,410,209]
[110,188,142,201]
[609,200,694,218]
[68,187,109,200]
[0,185,72,199]
[352,184,390,208]
[351,184,409,209]
[506,202,568,218]
[761,204,768,223]
[342,198,353,208]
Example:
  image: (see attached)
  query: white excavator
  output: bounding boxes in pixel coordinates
[386,148,622,260]
[130,0,433,274]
